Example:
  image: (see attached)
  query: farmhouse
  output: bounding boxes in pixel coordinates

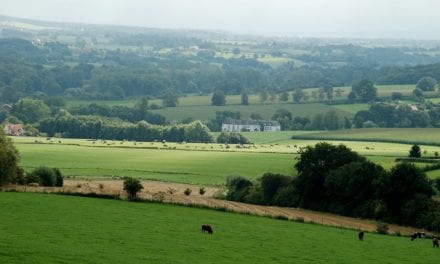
[222,118,281,132]
[4,124,25,136]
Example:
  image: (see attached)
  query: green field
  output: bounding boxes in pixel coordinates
[0,192,437,263]
[151,103,353,122]
[293,128,440,146]
[14,138,295,185]
[12,133,440,185]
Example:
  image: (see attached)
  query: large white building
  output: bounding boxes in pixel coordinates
[221,119,281,132]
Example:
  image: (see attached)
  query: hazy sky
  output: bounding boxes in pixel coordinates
[1,0,439,39]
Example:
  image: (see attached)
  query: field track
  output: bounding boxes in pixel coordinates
[5,179,427,236]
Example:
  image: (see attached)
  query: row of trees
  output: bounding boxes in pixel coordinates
[226,143,440,231]
[353,102,440,128]
[39,114,214,143]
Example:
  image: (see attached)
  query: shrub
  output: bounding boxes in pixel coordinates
[29,167,63,187]
[199,187,206,196]
[123,177,143,201]
[184,188,192,196]
[376,222,389,235]
[217,132,250,144]
[409,144,421,158]
[53,168,63,187]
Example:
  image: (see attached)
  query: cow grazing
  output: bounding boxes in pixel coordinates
[411,232,426,241]
[433,238,439,248]
[358,231,364,241]
[201,224,213,235]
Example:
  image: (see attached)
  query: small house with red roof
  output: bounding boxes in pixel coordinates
[4,124,25,136]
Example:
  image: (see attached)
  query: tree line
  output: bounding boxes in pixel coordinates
[226,143,440,231]
[39,113,214,143]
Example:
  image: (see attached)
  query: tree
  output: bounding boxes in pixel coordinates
[391,92,403,101]
[324,161,386,217]
[279,91,289,102]
[294,143,365,209]
[259,90,268,104]
[382,163,433,224]
[211,90,226,106]
[413,88,424,98]
[409,144,421,158]
[0,130,22,186]
[162,90,179,107]
[226,176,253,201]
[183,121,214,143]
[351,80,377,102]
[323,110,340,130]
[12,98,50,124]
[416,76,437,91]
[293,88,304,103]
[29,167,63,187]
[272,108,293,130]
[241,92,249,105]
[217,132,250,144]
[123,177,144,200]
[259,173,292,205]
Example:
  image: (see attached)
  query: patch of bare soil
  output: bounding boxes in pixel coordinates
[5,179,427,236]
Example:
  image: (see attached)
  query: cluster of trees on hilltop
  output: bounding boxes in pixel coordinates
[226,143,440,231]
[39,114,213,143]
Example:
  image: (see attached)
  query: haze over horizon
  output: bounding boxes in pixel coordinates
[1,0,440,39]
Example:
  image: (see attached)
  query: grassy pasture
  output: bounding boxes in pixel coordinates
[12,134,440,184]
[151,103,352,122]
[293,128,440,146]
[14,138,295,185]
[0,192,437,264]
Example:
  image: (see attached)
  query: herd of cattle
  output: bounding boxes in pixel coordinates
[359,230,439,248]
[203,225,438,248]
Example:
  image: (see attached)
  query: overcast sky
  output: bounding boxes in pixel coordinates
[1,0,439,39]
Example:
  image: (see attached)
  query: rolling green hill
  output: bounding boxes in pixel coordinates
[0,192,437,264]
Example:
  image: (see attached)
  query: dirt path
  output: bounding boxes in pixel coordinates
[6,179,427,236]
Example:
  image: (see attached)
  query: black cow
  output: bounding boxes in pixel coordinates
[358,231,364,241]
[411,232,426,241]
[433,238,439,248]
[201,224,213,235]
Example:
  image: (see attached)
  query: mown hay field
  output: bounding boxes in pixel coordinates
[0,192,437,264]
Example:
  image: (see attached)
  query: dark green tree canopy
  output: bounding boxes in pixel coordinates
[409,144,422,158]
[416,76,437,91]
[294,143,365,209]
[162,90,179,107]
[12,98,50,124]
[123,177,144,201]
[211,90,226,106]
[0,130,22,186]
[240,92,249,105]
[351,79,377,102]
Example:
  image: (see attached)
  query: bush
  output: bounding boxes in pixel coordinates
[123,177,143,201]
[29,167,63,187]
[376,222,389,235]
[199,187,206,196]
[217,132,250,144]
[184,188,192,196]
[226,176,253,201]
